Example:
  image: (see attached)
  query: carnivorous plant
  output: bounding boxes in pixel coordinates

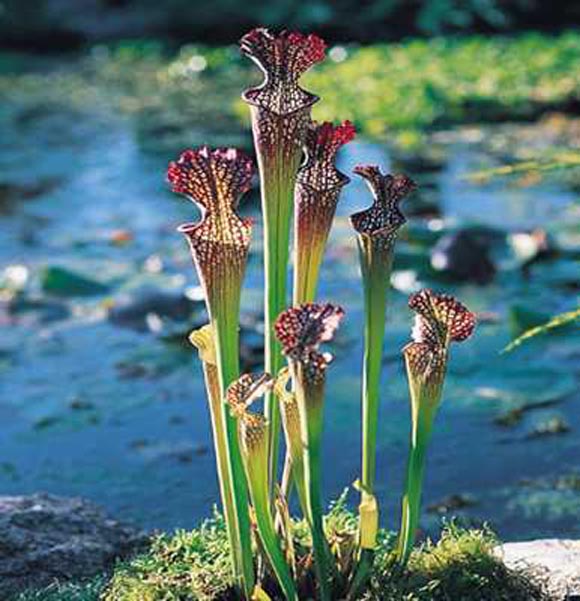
[167,27,477,601]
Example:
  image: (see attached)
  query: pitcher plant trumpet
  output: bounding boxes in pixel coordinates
[241,29,327,485]
[351,167,416,497]
[168,147,255,596]
[275,303,344,601]
[293,120,355,304]
[396,289,476,565]
[347,168,416,598]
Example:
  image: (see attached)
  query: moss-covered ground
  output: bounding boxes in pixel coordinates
[17,507,547,601]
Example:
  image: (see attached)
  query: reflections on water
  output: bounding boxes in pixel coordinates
[1,84,579,540]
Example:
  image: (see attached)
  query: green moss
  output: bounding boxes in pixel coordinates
[20,509,546,601]
[15,577,106,601]
[366,523,547,600]
[104,513,234,601]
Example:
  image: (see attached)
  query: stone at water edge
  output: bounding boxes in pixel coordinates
[107,287,203,332]
[430,228,499,284]
[497,539,580,600]
[0,493,146,598]
[41,266,111,297]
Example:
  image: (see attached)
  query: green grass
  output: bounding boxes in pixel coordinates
[502,306,580,353]
[2,31,580,140]
[18,509,546,601]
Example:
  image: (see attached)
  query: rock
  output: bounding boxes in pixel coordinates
[6,294,71,324]
[494,407,525,427]
[527,416,570,439]
[1,265,30,292]
[430,228,499,284]
[0,178,62,215]
[68,396,95,411]
[508,228,558,276]
[498,539,580,599]
[32,415,63,431]
[0,493,146,598]
[554,474,580,492]
[41,266,110,297]
[108,288,203,332]
[427,493,477,514]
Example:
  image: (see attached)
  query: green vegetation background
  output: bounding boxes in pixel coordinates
[3,31,580,143]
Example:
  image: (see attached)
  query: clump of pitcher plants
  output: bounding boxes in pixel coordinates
[167,27,476,600]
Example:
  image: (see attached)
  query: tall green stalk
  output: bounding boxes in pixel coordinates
[358,247,393,493]
[395,288,476,565]
[351,167,416,498]
[396,411,433,564]
[259,144,304,485]
[395,344,442,565]
[275,303,344,601]
[189,325,243,581]
[227,374,298,601]
[348,167,416,595]
[168,147,256,597]
[212,296,255,597]
[293,363,337,601]
[241,28,326,486]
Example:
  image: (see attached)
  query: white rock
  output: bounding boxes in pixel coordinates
[497,539,580,600]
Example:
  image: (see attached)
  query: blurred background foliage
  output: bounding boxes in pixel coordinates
[1,0,580,49]
[3,31,580,144]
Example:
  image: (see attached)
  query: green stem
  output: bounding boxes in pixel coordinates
[244,435,298,601]
[307,410,336,601]
[293,236,325,305]
[213,308,255,598]
[260,143,301,491]
[347,549,374,601]
[295,366,337,601]
[395,414,433,565]
[254,511,297,601]
[359,246,393,494]
[200,360,244,583]
[347,245,392,596]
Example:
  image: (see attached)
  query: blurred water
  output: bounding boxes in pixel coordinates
[1,82,579,541]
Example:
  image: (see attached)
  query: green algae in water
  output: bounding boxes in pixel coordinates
[40,266,110,297]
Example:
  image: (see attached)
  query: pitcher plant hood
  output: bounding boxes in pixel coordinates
[240,28,326,115]
[168,146,254,317]
[351,166,416,249]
